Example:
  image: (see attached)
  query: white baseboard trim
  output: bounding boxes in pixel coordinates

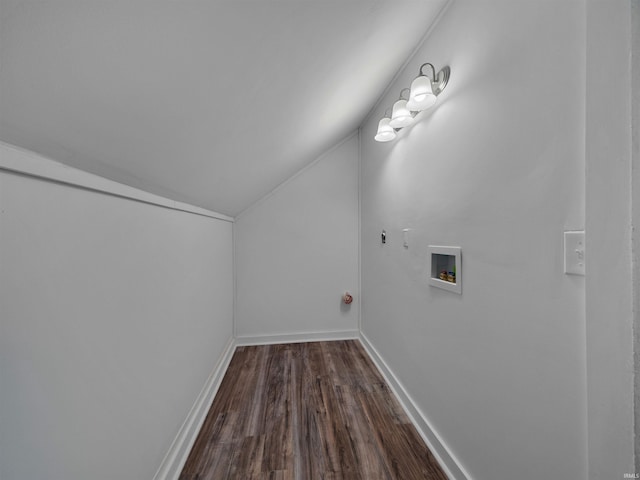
[153,337,237,480]
[235,329,359,346]
[359,333,472,480]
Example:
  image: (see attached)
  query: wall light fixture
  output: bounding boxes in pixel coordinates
[375,62,450,142]
[374,110,397,142]
[389,88,414,128]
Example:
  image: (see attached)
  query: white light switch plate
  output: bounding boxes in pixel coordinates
[564,231,585,275]
[402,229,410,248]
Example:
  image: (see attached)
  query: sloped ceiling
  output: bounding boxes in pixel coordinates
[0,0,446,215]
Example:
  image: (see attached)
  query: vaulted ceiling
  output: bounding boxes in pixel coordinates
[0,0,447,215]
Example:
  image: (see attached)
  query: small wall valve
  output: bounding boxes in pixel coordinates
[564,231,586,276]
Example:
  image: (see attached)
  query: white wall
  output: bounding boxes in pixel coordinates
[234,134,359,341]
[585,0,636,477]
[0,143,234,480]
[632,0,640,471]
[360,2,587,479]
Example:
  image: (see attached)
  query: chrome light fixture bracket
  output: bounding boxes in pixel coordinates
[419,63,450,96]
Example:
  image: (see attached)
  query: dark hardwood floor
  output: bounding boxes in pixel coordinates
[180,340,448,480]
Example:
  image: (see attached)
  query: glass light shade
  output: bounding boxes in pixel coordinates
[406,75,437,111]
[389,99,414,128]
[374,118,396,142]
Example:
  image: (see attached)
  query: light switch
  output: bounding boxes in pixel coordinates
[564,231,585,276]
[403,229,410,248]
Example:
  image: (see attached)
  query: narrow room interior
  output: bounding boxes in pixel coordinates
[0,1,637,479]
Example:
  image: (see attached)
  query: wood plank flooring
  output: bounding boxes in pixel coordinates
[180,340,448,480]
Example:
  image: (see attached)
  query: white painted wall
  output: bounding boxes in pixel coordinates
[360,2,587,479]
[234,134,359,340]
[634,0,640,470]
[0,143,234,480]
[585,1,636,477]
